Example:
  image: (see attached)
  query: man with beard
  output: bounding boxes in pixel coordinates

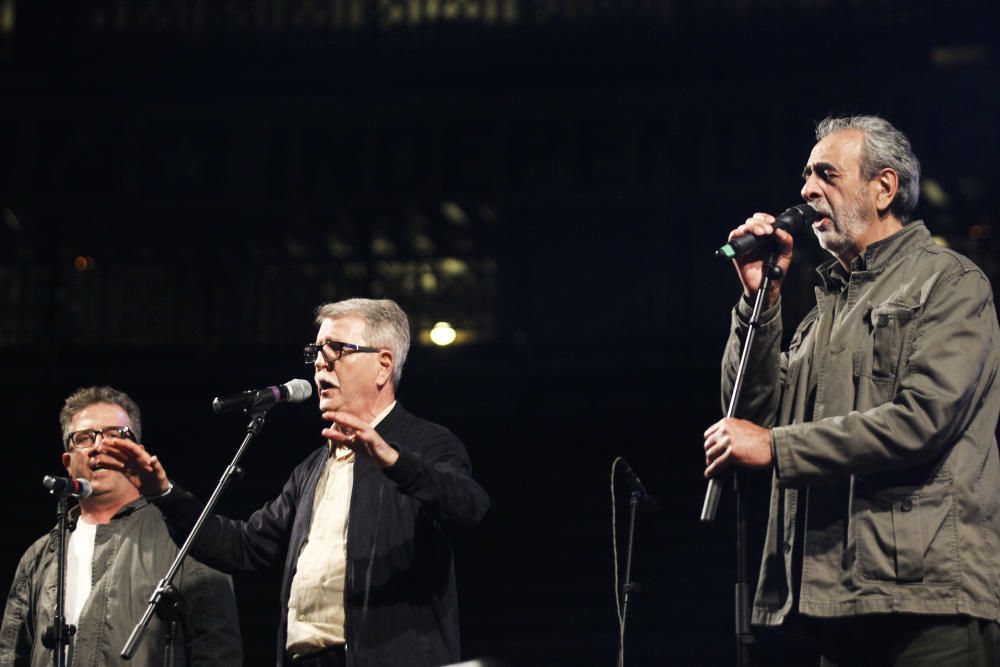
[703,116,1000,664]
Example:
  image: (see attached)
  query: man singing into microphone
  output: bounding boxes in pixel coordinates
[0,386,242,666]
[704,115,1000,664]
[99,298,490,667]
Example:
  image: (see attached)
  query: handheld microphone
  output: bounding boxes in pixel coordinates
[715,204,819,259]
[212,379,313,414]
[43,476,93,499]
[618,459,659,512]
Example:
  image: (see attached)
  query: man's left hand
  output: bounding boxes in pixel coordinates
[322,411,399,468]
[703,417,773,478]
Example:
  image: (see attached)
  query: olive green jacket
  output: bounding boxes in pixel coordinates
[0,497,243,666]
[723,222,1000,626]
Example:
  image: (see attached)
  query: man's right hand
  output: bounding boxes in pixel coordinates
[728,212,795,309]
[95,437,171,497]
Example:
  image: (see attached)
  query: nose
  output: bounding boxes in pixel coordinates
[801,174,822,203]
[314,350,329,371]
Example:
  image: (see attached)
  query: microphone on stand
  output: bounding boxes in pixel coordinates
[618,459,659,512]
[42,476,93,499]
[715,204,819,259]
[212,379,313,414]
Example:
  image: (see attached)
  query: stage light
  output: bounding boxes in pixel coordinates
[429,322,457,346]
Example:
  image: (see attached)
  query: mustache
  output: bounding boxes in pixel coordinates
[808,203,833,219]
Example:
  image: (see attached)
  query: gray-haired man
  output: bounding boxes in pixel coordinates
[703,116,1000,664]
[102,299,490,667]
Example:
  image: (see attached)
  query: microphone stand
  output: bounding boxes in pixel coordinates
[700,247,784,667]
[121,405,270,662]
[41,493,75,667]
[618,490,641,667]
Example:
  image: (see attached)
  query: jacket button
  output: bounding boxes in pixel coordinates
[900,499,914,512]
[783,542,792,554]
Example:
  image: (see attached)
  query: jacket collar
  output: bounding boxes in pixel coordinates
[815,220,932,291]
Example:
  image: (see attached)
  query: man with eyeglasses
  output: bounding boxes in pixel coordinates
[99,298,490,667]
[0,385,242,666]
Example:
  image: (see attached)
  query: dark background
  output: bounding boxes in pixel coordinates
[1,1,998,665]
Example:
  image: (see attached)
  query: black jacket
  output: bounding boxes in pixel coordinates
[154,403,490,667]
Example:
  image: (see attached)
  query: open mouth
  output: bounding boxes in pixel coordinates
[318,379,337,392]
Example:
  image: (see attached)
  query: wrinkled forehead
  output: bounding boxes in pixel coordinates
[807,128,864,172]
[69,402,131,431]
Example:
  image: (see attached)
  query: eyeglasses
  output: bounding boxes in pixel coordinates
[304,341,380,366]
[65,426,136,450]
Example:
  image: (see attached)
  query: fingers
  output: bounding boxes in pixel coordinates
[704,418,732,478]
[704,443,731,478]
[729,212,778,241]
[95,439,160,473]
[321,411,369,441]
[703,419,726,441]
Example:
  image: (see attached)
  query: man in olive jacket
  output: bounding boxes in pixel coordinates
[0,386,242,667]
[703,115,1000,664]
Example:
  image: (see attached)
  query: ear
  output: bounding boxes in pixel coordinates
[375,349,394,389]
[61,451,72,472]
[873,167,899,215]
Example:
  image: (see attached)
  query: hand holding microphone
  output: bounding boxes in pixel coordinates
[719,205,818,309]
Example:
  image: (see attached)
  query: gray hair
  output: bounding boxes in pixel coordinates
[59,385,142,451]
[314,298,411,388]
[815,115,921,222]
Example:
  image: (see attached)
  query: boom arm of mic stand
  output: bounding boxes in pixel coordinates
[121,410,268,660]
[700,253,781,522]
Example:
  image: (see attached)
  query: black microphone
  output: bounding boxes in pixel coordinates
[715,204,820,259]
[212,379,313,414]
[618,459,659,512]
[43,476,93,499]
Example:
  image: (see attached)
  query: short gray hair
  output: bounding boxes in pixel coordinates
[816,115,921,222]
[314,298,411,388]
[59,386,142,451]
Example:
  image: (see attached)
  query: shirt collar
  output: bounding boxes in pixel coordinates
[815,220,931,290]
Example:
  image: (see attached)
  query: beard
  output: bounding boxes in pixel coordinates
[811,186,870,259]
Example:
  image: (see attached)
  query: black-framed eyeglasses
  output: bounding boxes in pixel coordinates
[304,341,380,366]
[65,426,136,450]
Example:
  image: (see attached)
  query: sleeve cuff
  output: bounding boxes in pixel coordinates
[382,446,421,487]
[145,480,174,501]
[771,425,799,486]
[736,293,781,326]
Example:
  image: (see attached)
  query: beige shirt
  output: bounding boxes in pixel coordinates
[285,402,396,656]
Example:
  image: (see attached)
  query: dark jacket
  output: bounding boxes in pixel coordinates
[0,498,243,666]
[723,222,1000,626]
[154,403,490,667]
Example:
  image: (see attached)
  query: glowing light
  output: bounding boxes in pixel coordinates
[74,256,95,271]
[429,322,457,346]
[969,225,990,239]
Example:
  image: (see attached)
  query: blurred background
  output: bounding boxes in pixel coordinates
[1,1,997,665]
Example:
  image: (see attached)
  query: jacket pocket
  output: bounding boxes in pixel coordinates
[866,301,920,379]
[854,479,957,585]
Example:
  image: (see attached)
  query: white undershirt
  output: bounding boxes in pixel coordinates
[65,517,97,626]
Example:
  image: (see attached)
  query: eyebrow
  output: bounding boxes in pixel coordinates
[802,161,837,180]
